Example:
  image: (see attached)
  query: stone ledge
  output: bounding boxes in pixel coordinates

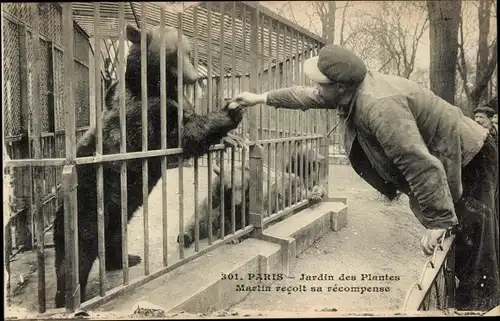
[258,201,347,275]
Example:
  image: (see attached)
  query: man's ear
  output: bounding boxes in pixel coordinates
[335,83,346,94]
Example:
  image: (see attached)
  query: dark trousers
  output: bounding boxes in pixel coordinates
[454,134,499,311]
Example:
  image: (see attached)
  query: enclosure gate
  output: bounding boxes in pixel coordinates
[3,1,330,314]
[3,2,93,253]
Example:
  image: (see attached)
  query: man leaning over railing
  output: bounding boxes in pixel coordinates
[230,44,500,312]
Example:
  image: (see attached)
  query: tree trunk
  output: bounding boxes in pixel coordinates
[427,0,462,105]
[471,0,494,108]
[326,1,336,45]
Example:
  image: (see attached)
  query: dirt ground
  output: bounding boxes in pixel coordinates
[5,164,432,316]
[230,164,430,315]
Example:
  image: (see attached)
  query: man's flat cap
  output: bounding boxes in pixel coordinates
[473,106,496,117]
[304,44,367,85]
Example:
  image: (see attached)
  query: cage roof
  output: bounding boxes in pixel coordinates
[72,2,324,78]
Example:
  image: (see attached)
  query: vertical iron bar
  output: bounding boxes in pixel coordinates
[241,5,248,140]
[207,2,214,244]
[219,150,225,239]
[267,18,273,216]
[31,3,46,313]
[219,2,226,240]
[140,2,150,276]
[62,2,80,311]
[304,37,311,192]
[240,4,248,229]
[219,2,225,109]
[259,12,264,141]
[313,42,319,186]
[230,2,237,234]
[177,11,185,259]
[274,22,280,214]
[286,28,293,208]
[192,6,200,252]
[281,24,287,209]
[249,3,264,232]
[160,7,169,267]
[300,34,305,138]
[18,24,35,249]
[118,2,129,285]
[93,1,106,298]
[294,30,300,204]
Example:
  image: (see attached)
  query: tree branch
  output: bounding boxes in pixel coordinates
[304,10,320,36]
[470,38,498,102]
[339,1,349,45]
[457,17,471,99]
[378,56,394,72]
[408,13,429,78]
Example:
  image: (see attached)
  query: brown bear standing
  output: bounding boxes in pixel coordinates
[53,25,246,308]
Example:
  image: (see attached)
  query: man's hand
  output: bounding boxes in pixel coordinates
[420,228,448,255]
[232,92,267,107]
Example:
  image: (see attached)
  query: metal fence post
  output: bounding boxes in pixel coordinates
[249,145,265,233]
[62,165,80,311]
[248,3,264,234]
[30,3,47,313]
[62,2,80,312]
[321,136,330,199]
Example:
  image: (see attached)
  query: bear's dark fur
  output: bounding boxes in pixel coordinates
[53,24,246,308]
[285,142,326,191]
[178,144,327,248]
[177,163,251,247]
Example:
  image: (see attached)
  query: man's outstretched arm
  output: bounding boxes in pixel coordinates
[234,86,328,111]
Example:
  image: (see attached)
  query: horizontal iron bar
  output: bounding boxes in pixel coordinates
[4,135,327,168]
[4,144,221,167]
[250,135,324,146]
[263,199,309,226]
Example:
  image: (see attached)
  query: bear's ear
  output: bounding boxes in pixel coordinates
[126,24,141,44]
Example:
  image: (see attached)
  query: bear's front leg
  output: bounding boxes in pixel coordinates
[105,230,142,271]
[180,102,248,159]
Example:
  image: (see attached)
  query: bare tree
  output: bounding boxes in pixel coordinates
[306,1,336,44]
[270,1,352,45]
[410,67,430,89]
[457,0,497,112]
[347,1,428,78]
[427,0,462,105]
[339,1,349,45]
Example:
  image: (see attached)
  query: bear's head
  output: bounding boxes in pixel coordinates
[212,163,250,207]
[286,143,325,186]
[125,24,199,98]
